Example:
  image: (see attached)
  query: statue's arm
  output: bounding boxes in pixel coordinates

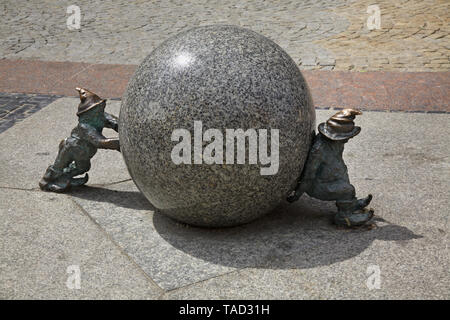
[287,135,322,202]
[80,124,120,151]
[104,112,119,132]
[292,151,319,198]
[300,142,322,184]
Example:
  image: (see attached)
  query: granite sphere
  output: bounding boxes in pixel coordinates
[119,25,315,227]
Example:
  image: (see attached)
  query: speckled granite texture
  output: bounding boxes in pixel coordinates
[120,25,315,227]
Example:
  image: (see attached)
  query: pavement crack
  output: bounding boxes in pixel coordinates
[0,179,132,193]
[162,268,243,297]
[89,178,133,187]
[0,186,38,191]
[68,196,166,295]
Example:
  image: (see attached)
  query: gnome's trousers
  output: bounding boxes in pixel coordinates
[52,136,96,177]
[305,180,363,219]
[306,180,356,202]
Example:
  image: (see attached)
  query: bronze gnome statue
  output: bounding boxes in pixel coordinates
[39,88,120,192]
[288,109,374,227]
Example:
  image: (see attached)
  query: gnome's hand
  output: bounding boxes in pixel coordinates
[99,138,120,151]
[287,189,303,203]
[110,139,120,152]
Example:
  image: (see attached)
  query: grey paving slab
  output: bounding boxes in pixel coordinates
[159,110,449,299]
[69,181,234,290]
[0,188,162,299]
[162,231,448,300]
[341,111,449,230]
[0,97,130,189]
[158,112,450,299]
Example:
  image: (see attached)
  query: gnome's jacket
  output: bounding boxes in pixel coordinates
[299,133,353,201]
[59,106,119,162]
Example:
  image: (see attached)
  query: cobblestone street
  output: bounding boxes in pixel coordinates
[1,0,448,71]
[318,0,450,71]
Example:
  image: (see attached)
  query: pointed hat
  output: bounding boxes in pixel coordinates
[318,108,362,140]
[75,87,106,116]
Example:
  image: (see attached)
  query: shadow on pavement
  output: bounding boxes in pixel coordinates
[69,185,156,211]
[70,186,422,270]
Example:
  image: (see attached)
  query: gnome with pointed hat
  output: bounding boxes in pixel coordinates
[39,88,120,192]
[287,109,374,227]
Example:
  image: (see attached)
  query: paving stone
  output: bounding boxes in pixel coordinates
[69,181,235,290]
[300,56,317,66]
[163,227,449,299]
[0,188,162,299]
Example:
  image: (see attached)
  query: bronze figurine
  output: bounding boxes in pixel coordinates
[39,88,120,192]
[288,109,374,227]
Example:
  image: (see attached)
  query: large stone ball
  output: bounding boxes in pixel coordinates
[119,25,315,227]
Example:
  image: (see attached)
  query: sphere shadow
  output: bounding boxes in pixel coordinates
[152,195,422,270]
[69,186,421,270]
[69,185,156,211]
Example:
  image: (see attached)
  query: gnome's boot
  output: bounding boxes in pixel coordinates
[356,194,372,210]
[39,165,71,192]
[63,161,90,187]
[334,199,374,227]
[69,174,89,187]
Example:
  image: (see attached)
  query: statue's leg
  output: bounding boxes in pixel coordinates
[308,181,355,201]
[334,183,373,227]
[40,139,92,191]
[53,147,71,170]
[39,139,73,192]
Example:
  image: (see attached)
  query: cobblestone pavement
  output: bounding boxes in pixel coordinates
[317,0,450,71]
[1,0,448,71]
[0,92,60,133]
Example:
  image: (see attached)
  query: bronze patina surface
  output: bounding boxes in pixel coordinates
[288,109,374,227]
[39,88,120,192]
